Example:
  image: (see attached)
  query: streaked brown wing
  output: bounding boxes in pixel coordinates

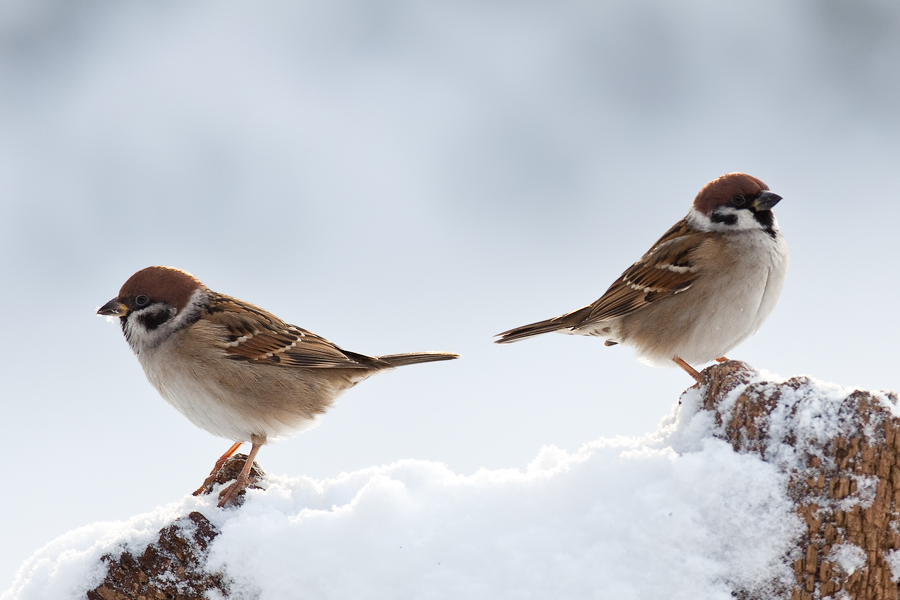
[206,294,382,369]
[581,219,705,324]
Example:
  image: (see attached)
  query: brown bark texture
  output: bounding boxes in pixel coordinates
[86,511,227,600]
[700,361,900,600]
[86,454,263,600]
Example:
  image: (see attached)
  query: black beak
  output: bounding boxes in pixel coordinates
[98,298,129,317]
[753,191,782,211]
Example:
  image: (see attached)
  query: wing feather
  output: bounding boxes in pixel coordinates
[580,219,704,325]
[205,294,384,369]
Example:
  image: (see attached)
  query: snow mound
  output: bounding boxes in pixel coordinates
[13,364,895,600]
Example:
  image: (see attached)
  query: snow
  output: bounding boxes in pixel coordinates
[5,369,827,600]
[829,544,867,577]
[886,548,900,583]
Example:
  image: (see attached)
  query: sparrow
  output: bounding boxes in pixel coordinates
[98,266,458,507]
[495,173,788,380]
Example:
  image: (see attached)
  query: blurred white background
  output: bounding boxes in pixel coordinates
[2,0,899,587]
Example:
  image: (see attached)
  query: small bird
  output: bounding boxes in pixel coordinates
[98,266,458,507]
[495,173,788,380]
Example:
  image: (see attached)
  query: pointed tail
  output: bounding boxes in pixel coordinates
[495,306,592,344]
[375,352,459,367]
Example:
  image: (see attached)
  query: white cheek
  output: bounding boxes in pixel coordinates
[730,209,766,231]
[690,206,775,233]
[123,289,209,355]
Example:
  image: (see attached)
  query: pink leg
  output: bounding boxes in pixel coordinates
[192,441,244,497]
[715,357,729,363]
[673,356,702,382]
[217,441,263,508]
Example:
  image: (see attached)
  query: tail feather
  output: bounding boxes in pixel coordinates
[495,306,592,344]
[376,352,459,367]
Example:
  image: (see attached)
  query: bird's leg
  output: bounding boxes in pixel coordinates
[673,356,702,382]
[715,357,729,363]
[192,441,244,496]
[217,441,263,508]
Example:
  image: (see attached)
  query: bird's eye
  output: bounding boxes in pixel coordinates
[732,194,747,206]
[135,294,150,307]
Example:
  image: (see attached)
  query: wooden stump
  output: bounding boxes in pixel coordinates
[698,361,900,600]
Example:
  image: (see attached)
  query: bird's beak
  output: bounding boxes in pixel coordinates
[97,298,129,317]
[753,191,782,211]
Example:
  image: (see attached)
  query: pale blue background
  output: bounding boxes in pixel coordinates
[3,0,899,587]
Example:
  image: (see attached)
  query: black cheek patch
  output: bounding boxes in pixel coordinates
[710,212,738,226]
[138,309,173,331]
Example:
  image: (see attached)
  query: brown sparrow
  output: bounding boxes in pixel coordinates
[495,173,788,380]
[98,266,458,507]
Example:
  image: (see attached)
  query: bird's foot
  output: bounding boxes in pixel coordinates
[217,474,250,508]
[192,441,244,497]
[715,357,730,363]
[216,442,263,508]
[192,474,219,497]
[192,451,266,507]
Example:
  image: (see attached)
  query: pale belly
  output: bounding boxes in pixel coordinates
[138,346,365,442]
